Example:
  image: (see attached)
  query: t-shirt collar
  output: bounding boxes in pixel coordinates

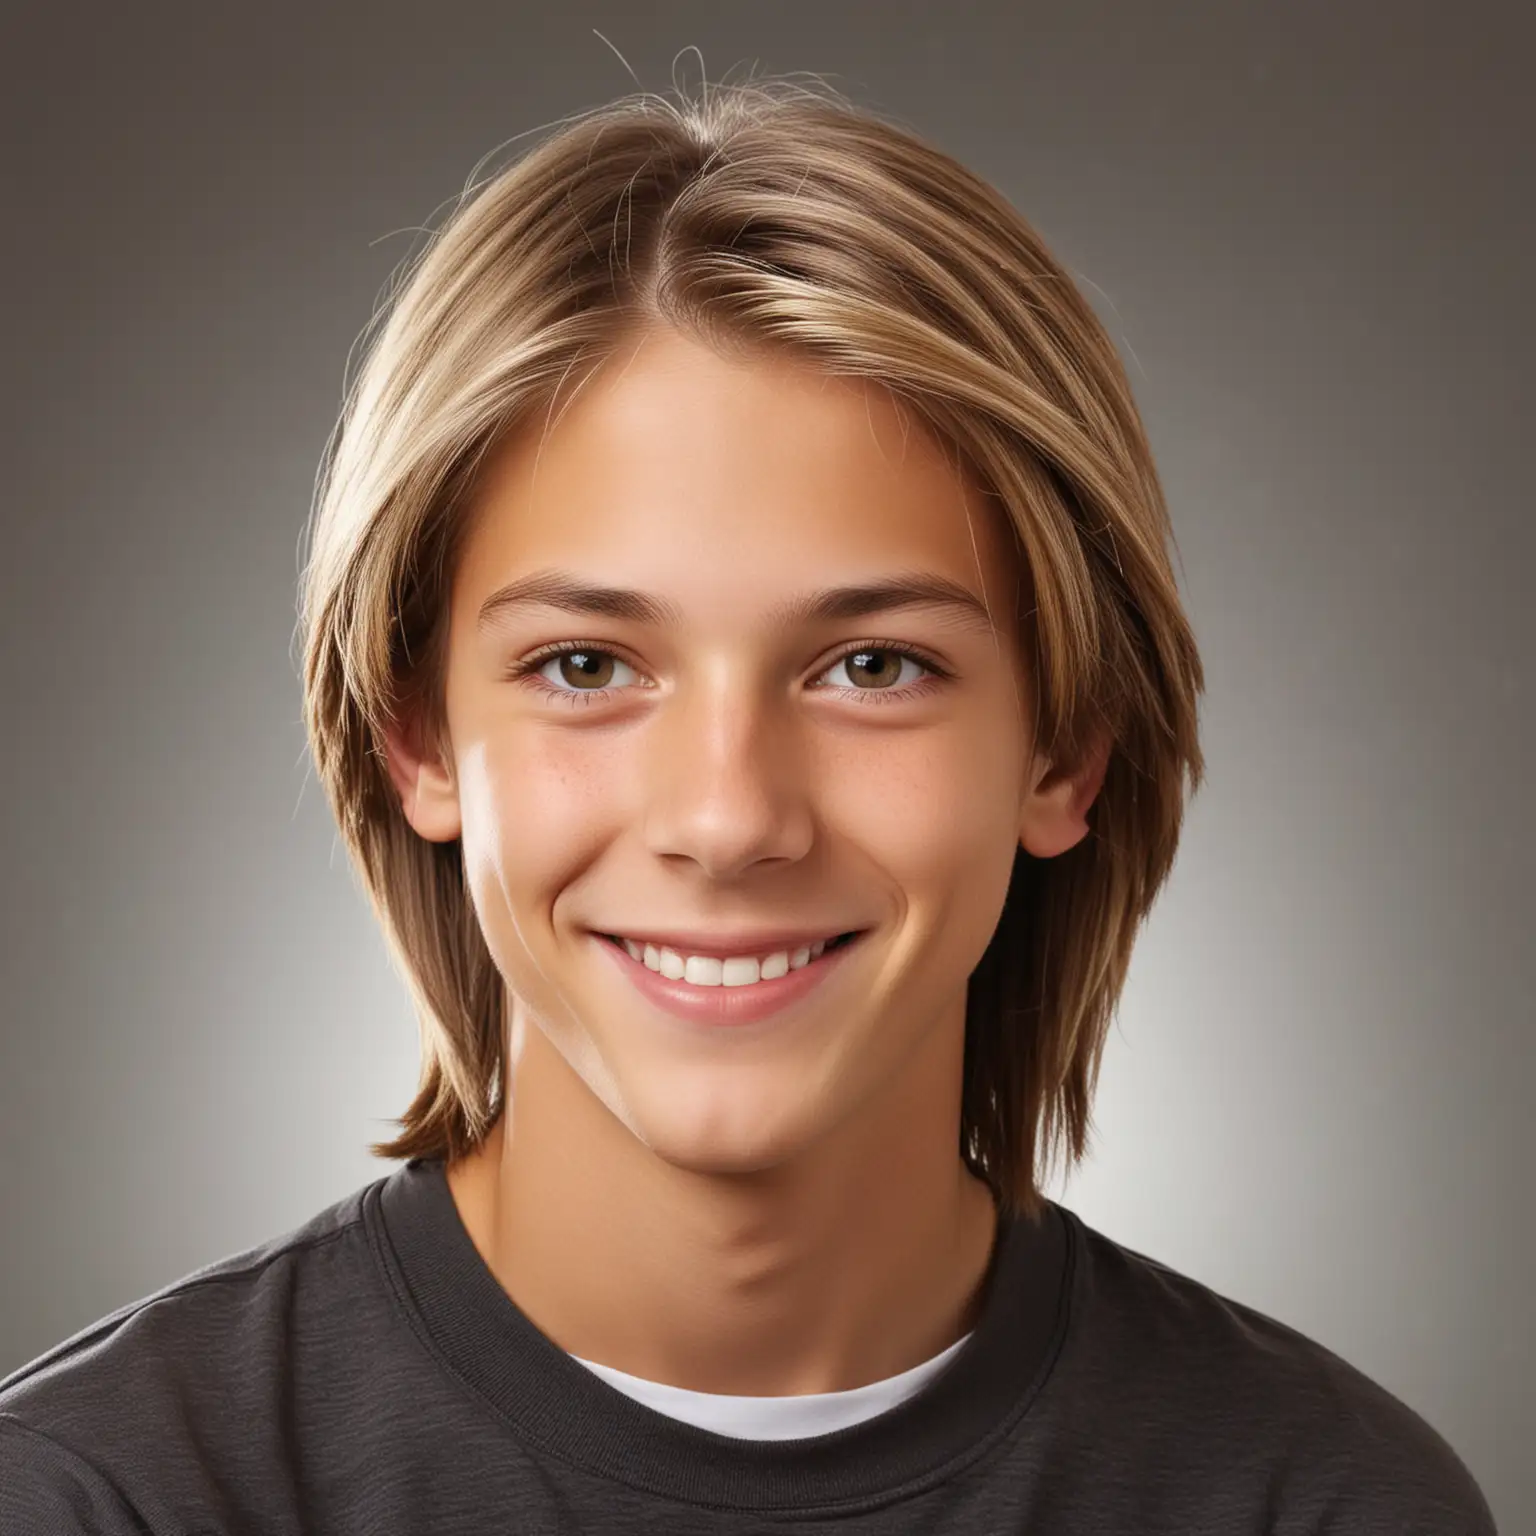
[366,1155,1072,1513]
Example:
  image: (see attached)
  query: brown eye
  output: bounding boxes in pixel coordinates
[512,645,643,700]
[844,649,903,688]
[555,649,617,688]
[826,648,927,691]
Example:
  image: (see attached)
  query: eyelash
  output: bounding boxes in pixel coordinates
[505,639,953,709]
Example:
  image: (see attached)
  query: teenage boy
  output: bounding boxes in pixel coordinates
[0,80,1497,1534]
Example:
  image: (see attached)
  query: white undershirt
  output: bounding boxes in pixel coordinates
[569,1330,974,1440]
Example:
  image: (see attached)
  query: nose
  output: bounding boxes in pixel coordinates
[640,668,816,881]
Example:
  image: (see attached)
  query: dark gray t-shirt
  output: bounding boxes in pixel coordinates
[0,1156,1497,1533]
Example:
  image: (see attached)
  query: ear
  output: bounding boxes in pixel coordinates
[1018,729,1112,860]
[381,706,463,844]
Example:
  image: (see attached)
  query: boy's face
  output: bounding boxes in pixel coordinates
[388,326,1098,1177]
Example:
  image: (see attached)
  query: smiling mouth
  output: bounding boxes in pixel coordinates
[598,930,863,987]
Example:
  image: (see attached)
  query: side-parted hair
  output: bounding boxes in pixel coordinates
[298,75,1205,1223]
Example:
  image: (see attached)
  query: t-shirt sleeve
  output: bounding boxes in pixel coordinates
[0,1414,156,1535]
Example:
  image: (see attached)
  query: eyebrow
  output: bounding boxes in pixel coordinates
[475,567,1000,636]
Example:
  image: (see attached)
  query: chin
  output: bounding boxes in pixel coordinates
[630,1100,815,1179]
[650,1144,794,1180]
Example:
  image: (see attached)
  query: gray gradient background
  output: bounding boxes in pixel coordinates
[1,0,1529,1526]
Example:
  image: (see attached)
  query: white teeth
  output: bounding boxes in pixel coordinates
[724,957,764,987]
[615,935,848,988]
[686,956,727,986]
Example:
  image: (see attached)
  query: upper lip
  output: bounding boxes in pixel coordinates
[594,927,863,959]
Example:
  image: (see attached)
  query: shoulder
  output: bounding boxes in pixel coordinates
[0,1174,386,1503]
[1058,1209,1497,1532]
[0,1414,156,1532]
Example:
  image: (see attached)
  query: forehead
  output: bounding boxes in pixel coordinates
[455,328,1018,625]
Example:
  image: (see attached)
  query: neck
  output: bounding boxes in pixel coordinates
[445,998,1000,1398]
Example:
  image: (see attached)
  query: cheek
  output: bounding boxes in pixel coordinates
[822,728,1023,987]
[455,731,626,900]
[452,739,616,1021]
[822,725,1023,881]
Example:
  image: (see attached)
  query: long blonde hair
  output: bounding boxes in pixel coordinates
[297,77,1205,1222]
